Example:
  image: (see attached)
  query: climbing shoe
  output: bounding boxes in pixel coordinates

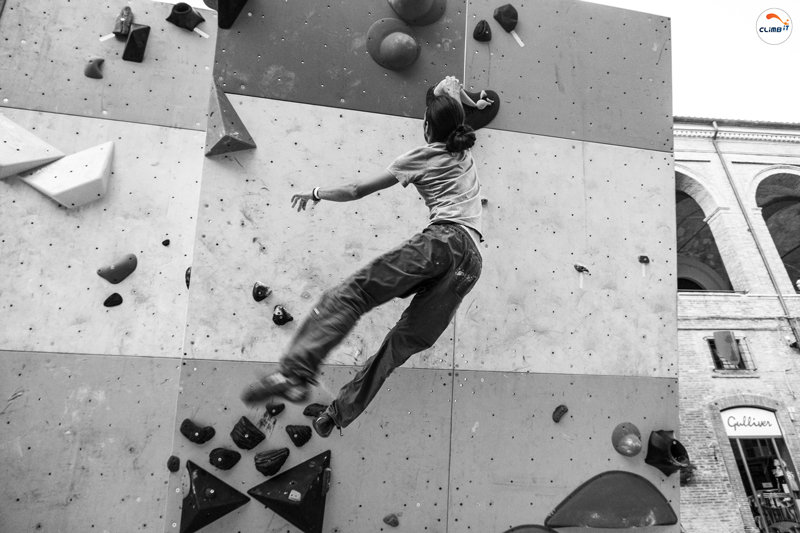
[241,371,309,404]
[312,411,336,438]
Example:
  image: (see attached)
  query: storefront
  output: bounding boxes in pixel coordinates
[723,407,800,532]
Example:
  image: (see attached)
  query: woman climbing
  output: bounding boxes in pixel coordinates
[241,94,484,437]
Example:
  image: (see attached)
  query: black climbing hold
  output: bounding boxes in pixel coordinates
[217,0,249,29]
[388,0,447,26]
[167,455,180,472]
[167,2,205,31]
[545,470,677,528]
[272,305,293,326]
[113,6,134,37]
[209,448,241,471]
[230,416,266,450]
[463,89,500,131]
[122,23,150,63]
[644,430,690,476]
[84,58,104,79]
[162,239,170,247]
[180,461,250,533]
[638,255,650,264]
[493,4,518,33]
[574,263,590,274]
[104,293,123,307]
[185,266,191,289]
[383,513,400,527]
[247,450,332,533]
[501,526,559,533]
[481,197,489,206]
[473,20,491,41]
[97,253,137,284]
[552,404,568,423]
[254,447,290,476]
[303,404,328,419]
[286,425,312,447]
[253,282,271,302]
[611,422,642,457]
[180,418,216,444]
[267,403,285,417]
[205,80,258,157]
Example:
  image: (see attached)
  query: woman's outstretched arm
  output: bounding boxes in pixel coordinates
[291,170,398,211]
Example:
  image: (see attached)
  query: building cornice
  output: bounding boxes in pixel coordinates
[674,118,800,144]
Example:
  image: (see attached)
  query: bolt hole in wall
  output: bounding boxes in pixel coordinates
[724,406,800,532]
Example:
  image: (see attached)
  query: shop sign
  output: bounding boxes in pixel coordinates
[722,407,782,438]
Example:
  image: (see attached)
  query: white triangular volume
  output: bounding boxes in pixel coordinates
[20,141,114,209]
[0,115,65,179]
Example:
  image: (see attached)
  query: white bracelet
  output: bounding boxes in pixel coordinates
[312,187,321,202]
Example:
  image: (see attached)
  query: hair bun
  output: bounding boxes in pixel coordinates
[446,123,477,152]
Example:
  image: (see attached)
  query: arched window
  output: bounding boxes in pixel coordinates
[756,173,800,293]
[676,190,733,291]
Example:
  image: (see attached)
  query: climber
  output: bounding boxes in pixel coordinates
[241,94,483,437]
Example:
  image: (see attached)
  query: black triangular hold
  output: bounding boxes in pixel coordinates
[217,0,249,29]
[205,81,257,157]
[122,24,150,63]
[180,461,250,533]
[248,450,332,533]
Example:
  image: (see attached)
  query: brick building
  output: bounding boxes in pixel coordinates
[675,117,800,533]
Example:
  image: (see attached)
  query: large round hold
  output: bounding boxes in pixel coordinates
[611,421,642,457]
[388,0,446,26]
[366,19,421,71]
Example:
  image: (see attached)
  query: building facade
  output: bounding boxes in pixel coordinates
[675,117,800,533]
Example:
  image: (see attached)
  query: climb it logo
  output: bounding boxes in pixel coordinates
[757,8,792,44]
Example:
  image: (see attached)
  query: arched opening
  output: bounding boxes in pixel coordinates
[756,173,800,293]
[676,189,733,291]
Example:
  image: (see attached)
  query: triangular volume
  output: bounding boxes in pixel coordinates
[20,141,113,208]
[0,115,64,179]
[248,450,332,533]
[217,0,249,29]
[544,470,678,528]
[205,82,257,157]
[180,461,250,533]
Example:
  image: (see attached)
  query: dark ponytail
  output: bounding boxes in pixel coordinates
[426,95,476,153]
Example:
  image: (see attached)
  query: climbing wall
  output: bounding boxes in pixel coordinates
[0,0,680,531]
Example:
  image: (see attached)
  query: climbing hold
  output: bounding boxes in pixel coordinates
[254,447,290,476]
[167,455,181,472]
[205,81,257,157]
[481,197,489,206]
[267,403,286,417]
[383,513,400,527]
[84,58,104,79]
[303,404,328,418]
[544,470,678,528]
[113,6,134,37]
[611,422,642,457]
[248,450,332,533]
[645,430,690,476]
[252,282,271,302]
[552,404,568,423]
[97,253,137,284]
[286,425,312,447]
[163,239,170,247]
[272,306,293,326]
[473,20,491,41]
[217,0,249,29]
[493,4,518,32]
[180,461,250,533]
[209,448,241,470]
[122,23,150,63]
[0,115,64,180]
[387,0,447,26]
[185,267,191,289]
[366,19,421,71]
[574,264,590,274]
[19,141,113,209]
[103,293,123,307]
[180,419,216,445]
[166,2,205,31]
[230,416,266,450]
[638,255,650,264]
[463,89,500,130]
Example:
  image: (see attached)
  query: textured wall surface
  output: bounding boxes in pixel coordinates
[0,108,204,357]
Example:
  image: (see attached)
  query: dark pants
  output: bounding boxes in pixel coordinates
[280,223,482,428]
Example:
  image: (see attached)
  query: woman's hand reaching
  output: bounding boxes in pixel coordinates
[291,191,318,212]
